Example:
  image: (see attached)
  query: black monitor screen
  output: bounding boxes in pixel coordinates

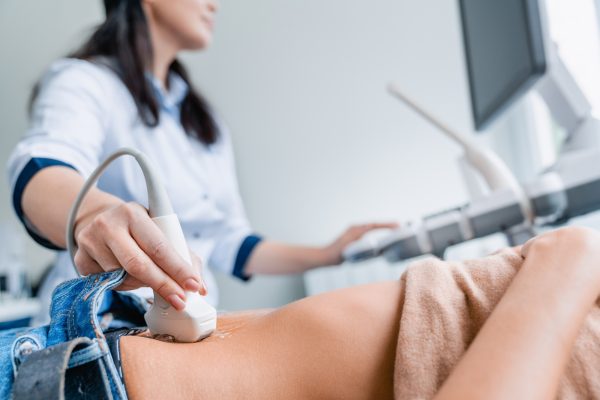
[459,0,547,130]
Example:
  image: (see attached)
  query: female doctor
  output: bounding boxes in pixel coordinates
[7,0,394,321]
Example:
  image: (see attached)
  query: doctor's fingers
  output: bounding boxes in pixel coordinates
[105,231,188,311]
[75,246,145,291]
[76,221,135,273]
[85,242,123,272]
[115,275,145,292]
[73,248,104,276]
[189,250,208,295]
[346,222,399,238]
[358,222,399,232]
[129,216,204,293]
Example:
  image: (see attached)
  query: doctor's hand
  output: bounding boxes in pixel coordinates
[323,222,399,265]
[72,201,207,311]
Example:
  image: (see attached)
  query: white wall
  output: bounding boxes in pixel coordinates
[191,0,479,310]
[0,1,106,279]
[0,0,481,310]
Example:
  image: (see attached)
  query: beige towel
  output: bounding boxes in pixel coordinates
[394,248,600,399]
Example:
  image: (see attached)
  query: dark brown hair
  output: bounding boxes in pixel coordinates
[67,0,219,144]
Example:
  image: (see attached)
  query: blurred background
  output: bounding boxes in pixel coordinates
[1,0,600,320]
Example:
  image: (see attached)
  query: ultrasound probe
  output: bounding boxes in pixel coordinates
[67,148,217,342]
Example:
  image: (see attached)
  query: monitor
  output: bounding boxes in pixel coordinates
[459,0,547,130]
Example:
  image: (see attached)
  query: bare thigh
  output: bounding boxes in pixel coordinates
[121,281,402,400]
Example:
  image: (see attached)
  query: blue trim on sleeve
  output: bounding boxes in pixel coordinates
[232,235,263,282]
[12,158,77,250]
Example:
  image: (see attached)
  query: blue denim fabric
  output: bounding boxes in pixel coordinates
[0,270,148,400]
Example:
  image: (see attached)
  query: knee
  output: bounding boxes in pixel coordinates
[546,226,597,247]
[527,226,600,257]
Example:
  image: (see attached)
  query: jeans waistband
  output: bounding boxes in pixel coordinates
[7,270,149,400]
[46,270,147,348]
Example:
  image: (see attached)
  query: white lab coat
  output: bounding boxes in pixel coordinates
[7,58,259,323]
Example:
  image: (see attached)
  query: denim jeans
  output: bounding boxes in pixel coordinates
[0,270,148,400]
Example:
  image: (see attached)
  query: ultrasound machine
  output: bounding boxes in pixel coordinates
[343,0,600,264]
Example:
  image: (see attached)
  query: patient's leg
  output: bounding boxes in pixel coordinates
[121,281,403,400]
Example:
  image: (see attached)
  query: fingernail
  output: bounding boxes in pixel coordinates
[200,280,208,296]
[168,294,186,311]
[183,278,201,292]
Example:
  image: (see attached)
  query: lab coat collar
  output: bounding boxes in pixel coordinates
[147,72,189,116]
